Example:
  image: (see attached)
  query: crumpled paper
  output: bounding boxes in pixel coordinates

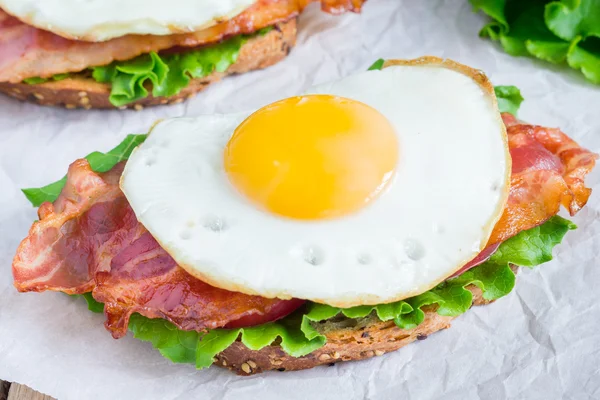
[1,1,599,399]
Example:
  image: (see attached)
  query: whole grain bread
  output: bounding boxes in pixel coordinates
[215,269,515,375]
[0,20,296,110]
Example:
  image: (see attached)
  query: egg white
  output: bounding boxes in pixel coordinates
[120,59,510,307]
[0,0,256,41]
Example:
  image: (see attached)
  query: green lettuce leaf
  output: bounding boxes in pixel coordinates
[488,216,577,266]
[92,28,271,107]
[568,37,600,83]
[494,85,524,115]
[123,304,334,368]
[129,315,199,364]
[471,0,509,27]
[80,292,104,313]
[22,29,271,106]
[21,134,147,207]
[23,73,70,85]
[471,0,600,84]
[367,58,385,70]
[545,0,600,41]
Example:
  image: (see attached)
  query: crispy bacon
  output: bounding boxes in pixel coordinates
[453,114,598,275]
[12,118,597,337]
[487,114,598,245]
[0,0,365,83]
[13,160,304,338]
[12,160,125,293]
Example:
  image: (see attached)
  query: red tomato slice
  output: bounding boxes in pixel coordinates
[224,298,306,329]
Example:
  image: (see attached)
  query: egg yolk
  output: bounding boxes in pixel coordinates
[224,95,399,220]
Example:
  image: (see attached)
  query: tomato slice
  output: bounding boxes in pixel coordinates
[224,298,306,329]
[449,242,501,279]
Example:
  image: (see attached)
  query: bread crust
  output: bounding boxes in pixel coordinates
[0,19,296,109]
[215,270,514,375]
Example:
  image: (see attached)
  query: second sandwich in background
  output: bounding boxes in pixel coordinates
[0,0,365,109]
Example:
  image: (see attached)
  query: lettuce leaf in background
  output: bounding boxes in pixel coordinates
[92,28,272,107]
[545,0,600,41]
[471,0,600,84]
[23,28,271,107]
[91,38,242,107]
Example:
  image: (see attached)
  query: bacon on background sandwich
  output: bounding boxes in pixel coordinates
[0,0,364,109]
[13,57,597,375]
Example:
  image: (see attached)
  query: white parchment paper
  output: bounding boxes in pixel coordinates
[1,1,599,399]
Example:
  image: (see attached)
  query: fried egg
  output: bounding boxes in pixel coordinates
[120,58,511,307]
[0,0,256,41]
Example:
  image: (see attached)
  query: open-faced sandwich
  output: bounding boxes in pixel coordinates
[13,57,598,375]
[0,0,364,109]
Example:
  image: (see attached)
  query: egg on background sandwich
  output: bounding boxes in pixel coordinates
[0,0,365,110]
[13,58,598,375]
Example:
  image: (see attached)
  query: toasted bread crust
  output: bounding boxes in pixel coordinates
[215,272,511,375]
[0,20,296,109]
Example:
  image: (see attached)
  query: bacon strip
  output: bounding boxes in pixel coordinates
[0,0,365,83]
[13,160,304,338]
[487,114,598,245]
[12,160,125,293]
[454,114,598,274]
[12,118,597,337]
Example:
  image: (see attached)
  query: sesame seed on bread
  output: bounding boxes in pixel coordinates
[0,19,296,110]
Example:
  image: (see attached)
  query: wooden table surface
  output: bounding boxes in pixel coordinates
[0,381,54,400]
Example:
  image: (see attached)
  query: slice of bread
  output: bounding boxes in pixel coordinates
[215,267,517,375]
[0,20,296,110]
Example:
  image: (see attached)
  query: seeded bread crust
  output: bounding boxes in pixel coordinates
[0,20,296,110]
[215,272,513,375]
